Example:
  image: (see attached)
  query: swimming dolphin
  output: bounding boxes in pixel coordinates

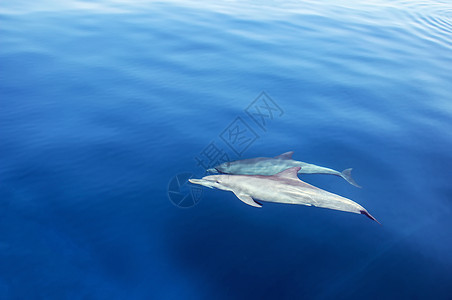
[207,151,361,188]
[190,166,378,223]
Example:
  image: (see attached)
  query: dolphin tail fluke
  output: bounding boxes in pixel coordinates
[360,210,381,224]
[341,168,361,188]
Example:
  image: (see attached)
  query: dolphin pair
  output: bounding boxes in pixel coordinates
[189,166,379,223]
[207,151,360,188]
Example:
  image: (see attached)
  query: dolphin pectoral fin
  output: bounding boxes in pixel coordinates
[232,191,262,208]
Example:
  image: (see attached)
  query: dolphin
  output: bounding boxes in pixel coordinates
[189,166,379,223]
[207,151,361,188]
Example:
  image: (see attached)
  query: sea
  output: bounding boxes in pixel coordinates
[1,0,451,299]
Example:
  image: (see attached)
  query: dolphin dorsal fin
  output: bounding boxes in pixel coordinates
[274,166,301,179]
[274,151,294,160]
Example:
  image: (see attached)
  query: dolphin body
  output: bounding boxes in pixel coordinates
[189,166,379,223]
[207,151,361,188]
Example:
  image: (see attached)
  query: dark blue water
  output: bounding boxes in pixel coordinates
[1,0,451,299]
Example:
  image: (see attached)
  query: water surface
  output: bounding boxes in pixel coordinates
[1,0,451,299]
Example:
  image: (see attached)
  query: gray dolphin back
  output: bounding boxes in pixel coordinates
[212,151,361,188]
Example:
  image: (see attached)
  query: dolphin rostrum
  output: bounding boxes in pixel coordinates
[189,166,379,223]
[207,151,361,188]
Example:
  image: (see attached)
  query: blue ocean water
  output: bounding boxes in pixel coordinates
[1,0,451,298]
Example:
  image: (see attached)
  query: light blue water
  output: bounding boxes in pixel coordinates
[1,0,451,299]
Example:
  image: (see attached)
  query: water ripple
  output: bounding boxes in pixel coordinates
[397,0,452,49]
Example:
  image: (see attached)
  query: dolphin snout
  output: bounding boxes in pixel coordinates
[189,178,216,189]
[188,179,202,185]
[206,168,218,173]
